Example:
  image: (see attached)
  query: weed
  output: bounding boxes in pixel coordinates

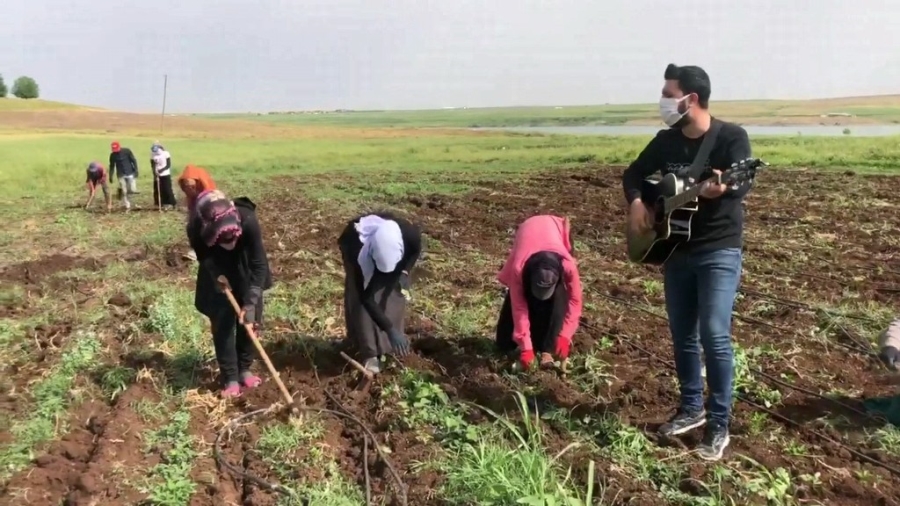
[143,289,211,390]
[95,365,137,401]
[386,370,480,445]
[0,331,101,478]
[565,350,616,401]
[738,456,796,506]
[745,412,770,437]
[866,425,900,458]
[733,345,783,407]
[256,418,366,504]
[141,407,198,506]
[440,392,593,505]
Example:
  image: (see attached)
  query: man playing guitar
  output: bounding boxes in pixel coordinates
[621,63,753,461]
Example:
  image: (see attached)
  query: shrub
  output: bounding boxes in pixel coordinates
[12,76,39,99]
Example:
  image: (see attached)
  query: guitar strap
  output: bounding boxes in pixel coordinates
[686,118,723,182]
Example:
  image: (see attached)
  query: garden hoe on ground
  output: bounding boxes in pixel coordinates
[219,277,299,416]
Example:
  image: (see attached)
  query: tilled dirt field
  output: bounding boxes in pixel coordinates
[1,165,899,506]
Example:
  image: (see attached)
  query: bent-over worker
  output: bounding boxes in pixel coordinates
[84,161,111,212]
[338,211,422,375]
[188,190,273,398]
[496,214,583,371]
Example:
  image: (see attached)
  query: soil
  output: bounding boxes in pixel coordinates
[2,165,900,505]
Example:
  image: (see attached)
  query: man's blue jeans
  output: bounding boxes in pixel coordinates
[663,247,742,427]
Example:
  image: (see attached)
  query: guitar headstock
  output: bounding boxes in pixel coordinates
[723,157,767,187]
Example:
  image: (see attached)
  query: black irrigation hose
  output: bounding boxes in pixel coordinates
[363,435,372,506]
[595,292,889,408]
[581,301,900,478]
[322,388,410,506]
[214,406,298,498]
[214,400,409,506]
[739,288,875,323]
[599,322,900,478]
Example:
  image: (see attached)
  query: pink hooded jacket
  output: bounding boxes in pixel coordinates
[497,215,583,352]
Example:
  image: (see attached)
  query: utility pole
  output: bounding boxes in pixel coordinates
[160,74,168,133]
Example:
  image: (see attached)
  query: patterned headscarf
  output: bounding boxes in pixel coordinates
[196,190,242,246]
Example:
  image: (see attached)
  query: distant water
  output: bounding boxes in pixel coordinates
[472,125,900,137]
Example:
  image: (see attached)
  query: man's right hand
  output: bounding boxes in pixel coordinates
[628,199,654,232]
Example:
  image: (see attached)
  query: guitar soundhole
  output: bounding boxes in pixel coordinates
[653,197,666,225]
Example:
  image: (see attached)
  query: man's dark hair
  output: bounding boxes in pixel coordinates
[664,63,711,109]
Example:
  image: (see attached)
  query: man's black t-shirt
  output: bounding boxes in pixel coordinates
[621,118,753,253]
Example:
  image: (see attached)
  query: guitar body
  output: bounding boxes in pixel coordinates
[626,174,698,265]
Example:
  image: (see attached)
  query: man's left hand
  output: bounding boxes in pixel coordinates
[699,169,727,199]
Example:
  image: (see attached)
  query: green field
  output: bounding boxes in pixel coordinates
[1,99,899,506]
[200,95,900,128]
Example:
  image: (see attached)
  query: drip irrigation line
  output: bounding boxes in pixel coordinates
[215,397,408,506]
[363,435,372,506]
[580,319,900,478]
[214,406,299,498]
[733,289,887,369]
[598,289,884,367]
[739,288,813,311]
[322,387,409,506]
[736,395,900,477]
[597,322,900,476]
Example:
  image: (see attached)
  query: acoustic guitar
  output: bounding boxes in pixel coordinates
[625,157,766,264]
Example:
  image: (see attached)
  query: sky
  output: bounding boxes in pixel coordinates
[1,0,898,113]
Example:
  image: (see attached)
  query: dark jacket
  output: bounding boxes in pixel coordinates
[109,148,139,181]
[188,197,273,317]
[621,118,753,252]
[338,211,422,333]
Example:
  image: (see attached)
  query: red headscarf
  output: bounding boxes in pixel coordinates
[178,165,217,214]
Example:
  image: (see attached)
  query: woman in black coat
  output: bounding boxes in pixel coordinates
[188,190,273,398]
[338,211,422,375]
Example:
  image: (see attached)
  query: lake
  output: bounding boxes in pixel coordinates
[472,125,900,137]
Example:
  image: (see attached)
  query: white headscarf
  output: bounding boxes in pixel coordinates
[355,215,404,289]
[151,143,171,176]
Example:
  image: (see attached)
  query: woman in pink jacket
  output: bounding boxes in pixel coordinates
[496,215,583,370]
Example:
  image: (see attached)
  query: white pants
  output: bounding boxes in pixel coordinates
[118,176,137,208]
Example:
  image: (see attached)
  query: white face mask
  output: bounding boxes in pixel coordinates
[659,96,690,127]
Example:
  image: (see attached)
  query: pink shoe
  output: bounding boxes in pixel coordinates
[221,382,242,398]
[240,373,262,389]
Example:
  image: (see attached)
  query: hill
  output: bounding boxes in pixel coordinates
[0,97,98,112]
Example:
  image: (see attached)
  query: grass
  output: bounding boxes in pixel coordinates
[385,371,593,505]
[141,406,198,506]
[256,418,366,505]
[0,331,102,478]
[199,95,900,128]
